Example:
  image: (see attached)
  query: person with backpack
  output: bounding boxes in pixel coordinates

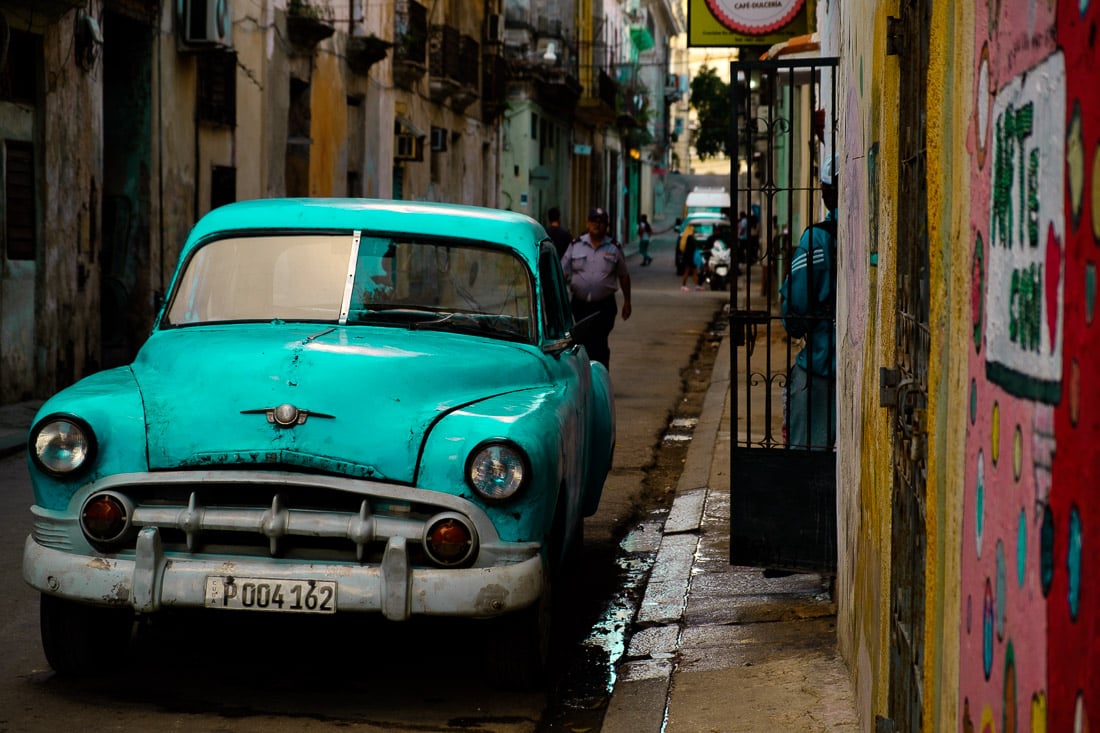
[637,213,653,266]
[780,155,839,450]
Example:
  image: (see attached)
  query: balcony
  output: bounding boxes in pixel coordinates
[286,0,335,51]
[449,35,481,112]
[499,32,582,113]
[393,0,428,89]
[664,73,683,106]
[577,66,619,125]
[482,52,508,122]
[428,24,462,103]
[346,35,392,74]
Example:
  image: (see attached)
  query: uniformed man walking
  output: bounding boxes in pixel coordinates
[561,207,632,371]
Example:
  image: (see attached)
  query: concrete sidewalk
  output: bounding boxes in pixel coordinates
[601,335,860,733]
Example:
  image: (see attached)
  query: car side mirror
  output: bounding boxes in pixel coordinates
[569,312,600,346]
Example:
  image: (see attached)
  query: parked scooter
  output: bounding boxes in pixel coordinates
[701,236,732,290]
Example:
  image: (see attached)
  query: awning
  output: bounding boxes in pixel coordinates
[394,115,426,138]
[629,25,655,53]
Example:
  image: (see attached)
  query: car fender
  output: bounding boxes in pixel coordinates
[582,361,615,516]
[417,386,580,546]
[27,367,148,511]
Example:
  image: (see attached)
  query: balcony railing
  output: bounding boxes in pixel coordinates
[393,0,428,89]
[428,24,462,102]
[452,35,481,111]
[482,52,508,122]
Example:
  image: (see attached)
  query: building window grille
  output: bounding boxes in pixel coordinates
[197,50,237,127]
[4,140,36,261]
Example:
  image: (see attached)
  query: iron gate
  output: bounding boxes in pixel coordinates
[728,57,839,576]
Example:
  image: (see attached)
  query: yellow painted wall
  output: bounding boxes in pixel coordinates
[830,1,899,728]
[834,2,977,729]
[922,3,974,730]
[309,51,348,197]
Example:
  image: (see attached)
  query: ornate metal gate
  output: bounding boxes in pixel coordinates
[880,0,931,729]
[728,57,839,576]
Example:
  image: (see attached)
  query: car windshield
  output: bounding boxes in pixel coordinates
[163,233,536,342]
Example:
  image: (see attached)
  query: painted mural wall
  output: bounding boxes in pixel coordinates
[960,1,1099,731]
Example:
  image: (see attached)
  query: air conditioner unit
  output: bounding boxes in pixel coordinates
[179,0,233,48]
[430,127,448,152]
[484,14,503,44]
[395,133,423,161]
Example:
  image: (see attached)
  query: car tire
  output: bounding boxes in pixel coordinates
[40,593,134,676]
[483,577,553,690]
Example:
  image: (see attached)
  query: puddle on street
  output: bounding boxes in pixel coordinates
[543,510,666,727]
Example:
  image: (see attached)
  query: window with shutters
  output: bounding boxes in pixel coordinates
[4,141,36,261]
[197,50,237,127]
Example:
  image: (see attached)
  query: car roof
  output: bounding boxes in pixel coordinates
[183,198,549,264]
[683,213,731,226]
[684,188,730,209]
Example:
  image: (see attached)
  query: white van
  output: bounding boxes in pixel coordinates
[683,187,731,219]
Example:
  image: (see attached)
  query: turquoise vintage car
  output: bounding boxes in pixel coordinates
[22,199,614,686]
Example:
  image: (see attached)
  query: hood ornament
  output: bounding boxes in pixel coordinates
[241,404,335,428]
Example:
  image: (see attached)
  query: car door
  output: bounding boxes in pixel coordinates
[537,243,588,527]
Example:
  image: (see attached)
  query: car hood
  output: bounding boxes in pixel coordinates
[133,325,547,480]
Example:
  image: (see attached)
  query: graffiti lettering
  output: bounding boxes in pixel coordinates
[981,51,1065,402]
[1009,263,1043,352]
[990,102,1036,250]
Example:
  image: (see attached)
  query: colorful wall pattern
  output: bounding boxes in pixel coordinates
[961,1,1099,731]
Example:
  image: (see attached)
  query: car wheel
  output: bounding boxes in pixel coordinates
[40,593,134,675]
[483,576,553,690]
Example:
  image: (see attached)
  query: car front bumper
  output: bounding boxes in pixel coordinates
[23,530,544,621]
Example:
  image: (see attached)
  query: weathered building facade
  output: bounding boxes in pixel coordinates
[0,0,680,404]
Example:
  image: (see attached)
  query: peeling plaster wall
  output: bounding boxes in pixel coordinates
[924,3,972,730]
[309,51,347,196]
[830,1,898,728]
[38,10,104,393]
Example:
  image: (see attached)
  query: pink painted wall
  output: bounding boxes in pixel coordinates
[961,1,1099,730]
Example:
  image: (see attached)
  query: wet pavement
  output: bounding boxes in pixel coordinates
[601,334,860,733]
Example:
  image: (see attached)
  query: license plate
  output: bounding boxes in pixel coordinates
[204,576,336,614]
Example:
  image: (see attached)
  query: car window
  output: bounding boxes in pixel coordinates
[167,235,354,323]
[538,243,573,341]
[164,233,536,342]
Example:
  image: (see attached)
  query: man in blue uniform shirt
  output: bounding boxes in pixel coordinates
[561,207,632,371]
[781,156,838,449]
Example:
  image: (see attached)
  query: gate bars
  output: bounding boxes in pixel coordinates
[729,57,839,452]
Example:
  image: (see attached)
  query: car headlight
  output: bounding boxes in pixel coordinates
[31,415,97,476]
[466,440,528,502]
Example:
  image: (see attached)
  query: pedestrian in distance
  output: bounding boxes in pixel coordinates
[561,207,632,372]
[545,206,573,259]
[780,155,839,450]
[737,210,749,265]
[637,213,653,266]
[678,223,703,291]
